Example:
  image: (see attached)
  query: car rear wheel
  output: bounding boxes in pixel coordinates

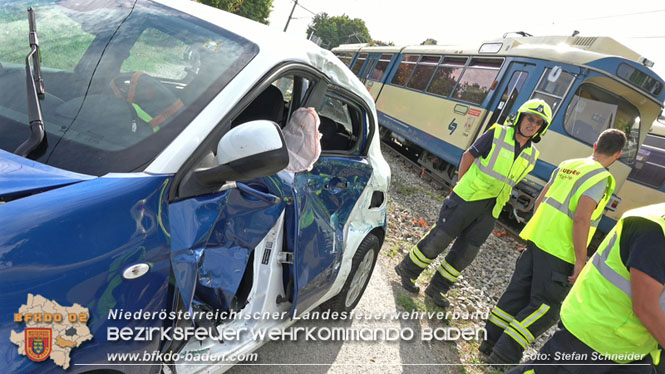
[320,233,380,313]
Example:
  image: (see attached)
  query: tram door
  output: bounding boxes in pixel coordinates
[485,62,538,131]
[359,53,381,83]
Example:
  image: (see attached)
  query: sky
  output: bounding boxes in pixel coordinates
[267,0,665,80]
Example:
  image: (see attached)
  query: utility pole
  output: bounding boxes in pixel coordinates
[283,0,298,32]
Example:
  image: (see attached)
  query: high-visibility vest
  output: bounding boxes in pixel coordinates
[560,203,665,363]
[520,157,615,264]
[453,125,538,218]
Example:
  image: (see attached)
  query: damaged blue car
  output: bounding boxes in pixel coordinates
[0,0,390,372]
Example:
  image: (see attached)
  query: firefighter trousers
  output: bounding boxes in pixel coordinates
[484,242,573,364]
[397,192,496,294]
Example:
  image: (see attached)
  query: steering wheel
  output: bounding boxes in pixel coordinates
[110,72,183,133]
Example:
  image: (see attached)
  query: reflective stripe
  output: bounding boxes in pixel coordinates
[510,319,535,343]
[441,259,460,277]
[476,134,535,186]
[489,314,510,329]
[592,233,632,296]
[409,249,430,269]
[593,233,665,313]
[522,303,551,328]
[411,245,434,265]
[437,266,457,283]
[492,306,515,323]
[475,133,514,182]
[475,158,508,182]
[507,151,537,187]
[505,325,529,349]
[544,167,608,220]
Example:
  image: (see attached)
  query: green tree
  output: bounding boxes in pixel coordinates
[199,0,273,25]
[420,38,437,45]
[306,13,372,50]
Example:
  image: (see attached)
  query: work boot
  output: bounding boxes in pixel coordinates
[478,340,494,358]
[486,351,516,372]
[424,284,450,308]
[395,264,419,293]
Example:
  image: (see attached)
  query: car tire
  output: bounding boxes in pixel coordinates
[320,233,380,313]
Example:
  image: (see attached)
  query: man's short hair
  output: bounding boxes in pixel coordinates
[595,128,627,156]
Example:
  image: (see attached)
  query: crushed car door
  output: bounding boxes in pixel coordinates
[168,183,285,314]
[291,89,374,315]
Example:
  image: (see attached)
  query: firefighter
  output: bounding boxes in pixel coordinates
[481,128,627,368]
[507,203,665,374]
[395,99,552,308]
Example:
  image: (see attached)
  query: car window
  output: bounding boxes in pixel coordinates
[0,0,258,176]
[318,94,364,154]
[121,27,190,81]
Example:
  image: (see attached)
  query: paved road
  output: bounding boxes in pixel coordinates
[228,254,465,374]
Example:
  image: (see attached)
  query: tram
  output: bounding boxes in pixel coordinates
[333,35,665,237]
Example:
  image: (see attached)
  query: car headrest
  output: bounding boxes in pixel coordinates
[233,85,284,126]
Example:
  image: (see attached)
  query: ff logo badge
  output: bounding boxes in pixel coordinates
[25,328,52,362]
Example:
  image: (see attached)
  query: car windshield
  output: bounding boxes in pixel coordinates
[0,0,258,175]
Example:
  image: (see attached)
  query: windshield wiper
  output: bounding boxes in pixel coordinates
[15,7,46,157]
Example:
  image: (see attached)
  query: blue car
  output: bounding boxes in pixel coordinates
[0,0,390,372]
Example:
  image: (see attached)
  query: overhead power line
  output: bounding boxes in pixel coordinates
[284,0,317,32]
[295,1,317,16]
[626,36,665,39]
[573,9,665,22]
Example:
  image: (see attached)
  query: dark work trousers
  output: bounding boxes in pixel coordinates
[397,192,496,294]
[484,242,573,364]
[507,323,655,374]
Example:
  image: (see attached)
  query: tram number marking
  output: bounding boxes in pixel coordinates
[548,66,562,82]
[448,119,458,135]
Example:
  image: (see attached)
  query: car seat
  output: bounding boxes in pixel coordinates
[232,85,284,127]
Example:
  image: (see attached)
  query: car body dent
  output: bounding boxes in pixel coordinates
[169,183,286,315]
[308,142,391,312]
[0,173,173,373]
[291,157,372,314]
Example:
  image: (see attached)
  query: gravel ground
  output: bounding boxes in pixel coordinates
[230,147,555,374]
[381,147,556,373]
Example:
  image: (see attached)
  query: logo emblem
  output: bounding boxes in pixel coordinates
[536,105,544,113]
[25,328,52,362]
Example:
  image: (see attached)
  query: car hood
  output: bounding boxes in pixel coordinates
[0,149,93,200]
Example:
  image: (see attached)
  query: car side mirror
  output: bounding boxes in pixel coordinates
[194,120,289,186]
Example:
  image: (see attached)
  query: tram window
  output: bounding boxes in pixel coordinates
[407,55,440,91]
[368,54,393,81]
[426,56,466,97]
[628,134,665,188]
[453,59,501,105]
[531,68,575,115]
[564,84,640,162]
[318,94,362,153]
[390,55,419,86]
[334,52,354,67]
[351,53,367,76]
[617,63,663,96]
[486,70,529,129]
